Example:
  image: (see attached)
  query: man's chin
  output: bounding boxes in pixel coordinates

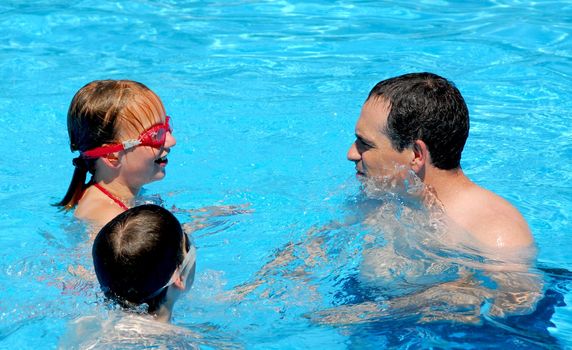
[358,171,425,199]
[358,174,404,198]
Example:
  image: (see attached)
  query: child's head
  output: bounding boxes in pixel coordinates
[92,204,195,317]
[57,80,174,210]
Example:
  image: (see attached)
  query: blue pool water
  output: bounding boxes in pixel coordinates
[1,0,572,348]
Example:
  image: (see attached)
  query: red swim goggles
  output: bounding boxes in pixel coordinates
[82,116,172,159]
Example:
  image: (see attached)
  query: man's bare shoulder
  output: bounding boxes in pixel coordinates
[447,185,533,250]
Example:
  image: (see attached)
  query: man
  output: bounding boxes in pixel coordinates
[233,73,541,323]
[347,72,532,250]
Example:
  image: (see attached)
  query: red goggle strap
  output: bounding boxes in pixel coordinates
[81,143,126,159]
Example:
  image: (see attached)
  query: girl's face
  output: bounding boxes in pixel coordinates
[116,114,177,190]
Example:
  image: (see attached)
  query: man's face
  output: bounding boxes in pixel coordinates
[347,98,412,181]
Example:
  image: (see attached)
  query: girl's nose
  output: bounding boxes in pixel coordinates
[165,131,177,148]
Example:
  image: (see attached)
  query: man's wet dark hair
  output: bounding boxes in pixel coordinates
[92,204,185,313]
[367,72,469,170]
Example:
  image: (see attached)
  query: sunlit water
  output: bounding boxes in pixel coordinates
[1,1,572,349]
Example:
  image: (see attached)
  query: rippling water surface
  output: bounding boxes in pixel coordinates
[1,1,571,349]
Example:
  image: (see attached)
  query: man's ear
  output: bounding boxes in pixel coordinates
[100,153,121,168]
[411,140,429,174]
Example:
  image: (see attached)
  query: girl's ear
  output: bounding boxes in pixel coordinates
[100,153,121,168]
[411,140,429,174]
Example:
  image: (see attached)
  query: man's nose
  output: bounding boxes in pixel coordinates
[347,142,360,161]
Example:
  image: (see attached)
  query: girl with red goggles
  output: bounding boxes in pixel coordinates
[55,80,176,230]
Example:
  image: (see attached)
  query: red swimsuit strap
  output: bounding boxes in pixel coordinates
[93,183,129,211]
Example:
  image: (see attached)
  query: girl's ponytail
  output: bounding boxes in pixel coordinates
[54,157,92,210]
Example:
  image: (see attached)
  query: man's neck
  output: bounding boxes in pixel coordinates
[423,166,474,208]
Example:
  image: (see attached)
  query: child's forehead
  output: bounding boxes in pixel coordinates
[131,88,166,118]
[116,94,166,136]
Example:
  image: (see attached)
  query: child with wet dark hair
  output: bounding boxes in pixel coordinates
[93,204,195,322]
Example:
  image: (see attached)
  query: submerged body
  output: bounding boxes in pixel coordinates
[60,312,200,350]
[356,178,542,321]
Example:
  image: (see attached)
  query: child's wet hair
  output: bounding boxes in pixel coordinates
[92,204,185,313]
